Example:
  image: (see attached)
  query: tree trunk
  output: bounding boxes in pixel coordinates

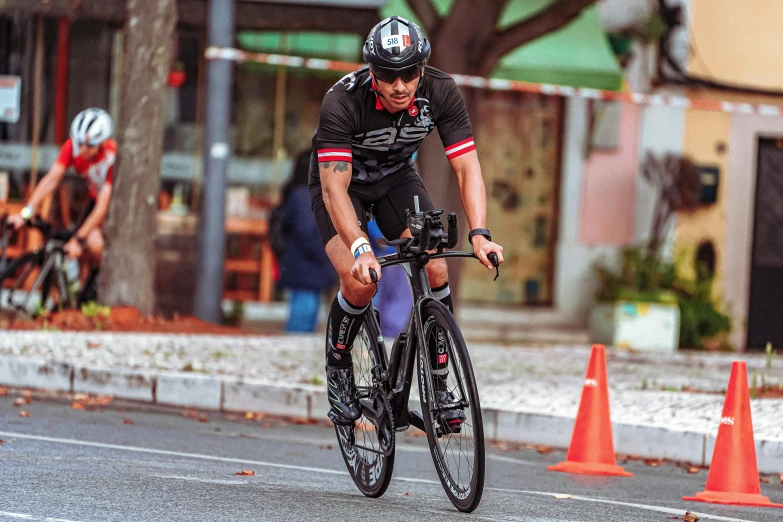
[97,0,177,315]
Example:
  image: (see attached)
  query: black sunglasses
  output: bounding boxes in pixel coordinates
[371,63,424,84]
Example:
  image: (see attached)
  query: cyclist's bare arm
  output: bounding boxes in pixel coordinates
[75,184,111,240]
[26,163,67,211]
[449,150,504,268]
[7,163,66,228]
[321,161,362,249]
[320,160,379,284]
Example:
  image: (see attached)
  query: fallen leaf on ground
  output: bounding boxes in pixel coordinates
[291,417,316,425]
[682,511,699,522]
[552,494,572,500]
[245,411,255,419]
[780,473,783,484]
[0,387,8,396]
[182,409,199,419]
[235,470,255,476]
[0,439,4,445]
[535,445,552,455]
[72,402,85,410]
[22,390,32,397]
[87,342,102,349]
[13,397,30,407]
[319,445,333,450]
[759,476,770,483]
[687,467,700,474]
[198,415,209,423]
[123,419,134,425]
[397,492,410,496]
[643,458,664,467]
[92,395,114,406]
[18,410,30,417]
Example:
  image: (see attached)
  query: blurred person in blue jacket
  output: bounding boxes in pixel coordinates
[278,150,337,332]
[367,220,412,338]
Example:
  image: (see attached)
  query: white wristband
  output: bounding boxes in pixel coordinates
[20,205,34,220]
[350,237,371,256]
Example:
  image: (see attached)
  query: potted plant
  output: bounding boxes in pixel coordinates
[167,61,186,88]
[589,153,731,351]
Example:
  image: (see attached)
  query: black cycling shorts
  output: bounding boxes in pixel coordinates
[310,168,435,247]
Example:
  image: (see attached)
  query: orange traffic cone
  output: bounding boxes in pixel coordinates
[547,344,632,477]
[683,360,782,508]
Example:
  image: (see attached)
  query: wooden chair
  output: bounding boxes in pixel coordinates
[223,215,274,303]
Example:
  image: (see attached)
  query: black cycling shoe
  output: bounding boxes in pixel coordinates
[434,378,466,434]
[326,365,362,425]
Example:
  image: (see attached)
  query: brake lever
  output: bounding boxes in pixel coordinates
[487,252,500,281]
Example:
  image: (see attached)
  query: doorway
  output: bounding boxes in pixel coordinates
[747,138,783,350]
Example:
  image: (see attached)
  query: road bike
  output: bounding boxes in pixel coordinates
[0,215,97,315]
[331,198,499,512]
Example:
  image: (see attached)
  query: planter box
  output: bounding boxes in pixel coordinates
[589,302,680,352]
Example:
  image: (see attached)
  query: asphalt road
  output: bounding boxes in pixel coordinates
[1,393,782,522]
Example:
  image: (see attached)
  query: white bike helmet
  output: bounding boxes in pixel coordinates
[70,108,114,147]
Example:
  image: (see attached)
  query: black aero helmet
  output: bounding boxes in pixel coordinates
[363,15,431,69]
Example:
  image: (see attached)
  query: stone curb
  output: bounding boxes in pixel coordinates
[1,355,782,474]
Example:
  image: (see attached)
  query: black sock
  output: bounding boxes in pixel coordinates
[326,292,368,368]
[430,283,452,373]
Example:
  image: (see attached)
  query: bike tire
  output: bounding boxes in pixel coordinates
[332,309,395,498]
[417,300,485,512]
[0,253,45,312]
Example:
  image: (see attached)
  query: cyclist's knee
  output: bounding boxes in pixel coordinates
[85,231,104,261]
[339,274,374,307]
[427,258,448,287]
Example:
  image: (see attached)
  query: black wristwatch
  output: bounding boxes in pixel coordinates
[468,228,491,245]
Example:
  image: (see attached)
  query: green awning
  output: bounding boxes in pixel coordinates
[238,0,623,91]
[237,32,363,63]
[382,0,623,90]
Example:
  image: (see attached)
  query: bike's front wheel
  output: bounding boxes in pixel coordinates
[332,311,395,498]
[0,252,69,314]
[418,300,485,512]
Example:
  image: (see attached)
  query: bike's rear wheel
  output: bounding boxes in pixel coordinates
[418,300,485,512]
[332,310,395,498]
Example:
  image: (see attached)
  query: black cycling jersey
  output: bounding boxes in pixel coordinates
[309,66,475,185]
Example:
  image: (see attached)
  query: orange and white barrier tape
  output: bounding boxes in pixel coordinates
[206,46,783,118]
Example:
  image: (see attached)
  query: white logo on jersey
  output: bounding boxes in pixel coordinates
[87,152,115,193]
[328,72,357,93]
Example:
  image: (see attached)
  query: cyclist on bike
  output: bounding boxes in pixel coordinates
[8,108,116,276]
[310,16,504,426]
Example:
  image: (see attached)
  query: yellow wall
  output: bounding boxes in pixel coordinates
[689,0,783,90]
[677,1,783,298]
[676,109,732,297]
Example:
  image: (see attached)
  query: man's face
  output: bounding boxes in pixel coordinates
[371,67,422,113]
[78,143,101,160]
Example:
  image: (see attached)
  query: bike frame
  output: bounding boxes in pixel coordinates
[369,249,477,433]
[1,218,76,313]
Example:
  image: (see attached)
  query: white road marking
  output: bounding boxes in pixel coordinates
[0,512,82,522]
[151,474,249,485]
[0,431,347,476]
[487,487,759,522]
[0,431,762,522]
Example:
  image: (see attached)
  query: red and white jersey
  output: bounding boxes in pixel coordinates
[55,138,117,200]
